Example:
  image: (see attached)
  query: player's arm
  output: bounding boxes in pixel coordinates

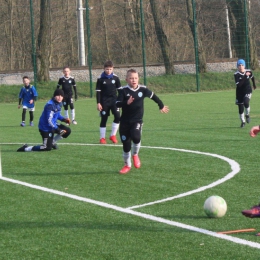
[115,89,128,108]
[151,93,164,109]
[32,86,38,101]
[57,78,62,89]
[251,76,256,90]
[73,85,77,101]
[235,73,249,88]
[18,98,22,109]
[18,88,23,108]
[116,77,122,90]
[96,79,103,110]
[151,94,169,113]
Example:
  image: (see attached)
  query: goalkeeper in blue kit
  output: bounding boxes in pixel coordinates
[17,89,71,152]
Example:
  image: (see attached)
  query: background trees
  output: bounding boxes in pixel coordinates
[0,0,259,75]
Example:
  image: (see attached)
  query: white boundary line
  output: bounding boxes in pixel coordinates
[2,143,260,249]
[0,176,260,249]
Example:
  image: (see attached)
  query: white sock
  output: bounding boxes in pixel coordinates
[64,110,69,119]
[245,107,250,115]
[100,127,106,139]
[71,109,75,121]
[54,135,63,143]
[110,122,119,136]
[25,146,33,152]
[132,142,141,155]
[123,152,131,167]
[240,113,245,122]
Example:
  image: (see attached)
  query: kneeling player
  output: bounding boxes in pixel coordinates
[17,89,71,152]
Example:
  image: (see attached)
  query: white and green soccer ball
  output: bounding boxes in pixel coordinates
[203,195,227,218]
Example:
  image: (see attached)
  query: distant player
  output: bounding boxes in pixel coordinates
[18,76,38,127]
[116,69,169,174]
[96,60,121,144]
[234,59,256,128]
[17,89,71,152]
[57,67,78,125]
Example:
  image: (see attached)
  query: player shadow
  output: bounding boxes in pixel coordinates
[160,215,209,220]
[0,221,191,232]
[6,170,118,176]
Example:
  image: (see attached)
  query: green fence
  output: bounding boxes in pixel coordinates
[0,0,259,94]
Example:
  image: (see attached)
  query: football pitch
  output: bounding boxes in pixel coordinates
[1,90,260,259]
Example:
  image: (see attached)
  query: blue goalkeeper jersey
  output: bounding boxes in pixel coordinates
[38,98,65,132]
[19,85,38,108]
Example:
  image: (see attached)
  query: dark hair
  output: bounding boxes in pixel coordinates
[63,66,70,70]
[53,89,64,97]
[104,60,114,68]
[22,76,30,80]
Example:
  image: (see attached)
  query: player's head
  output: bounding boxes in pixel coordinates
[63,66,71,77]
[237,59,246,71]
[104,60,114,75]
[22,76,30,86]
[53,89,64,103]
[126,69,139,89]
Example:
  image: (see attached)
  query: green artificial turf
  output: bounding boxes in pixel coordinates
[1,89,260,259]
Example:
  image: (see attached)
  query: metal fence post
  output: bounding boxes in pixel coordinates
[140,0,147,85]
[85,0,93,97]
[192,0,200,92]
[29,0,37,88]
[244,0,250,68]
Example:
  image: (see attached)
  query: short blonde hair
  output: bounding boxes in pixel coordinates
[126,69,138,77]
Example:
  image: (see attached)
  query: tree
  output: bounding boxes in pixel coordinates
[226,0,259,69]
[37,0,50,81]
[149,0,174,75]
[186,0,207,73]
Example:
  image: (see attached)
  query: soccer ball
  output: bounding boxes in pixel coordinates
[204,195,227,218]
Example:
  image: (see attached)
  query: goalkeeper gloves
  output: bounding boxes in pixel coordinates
[75,94,78,101]
[62,118,71,125]
[249,126,260,137]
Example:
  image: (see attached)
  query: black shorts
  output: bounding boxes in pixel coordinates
[39,124,71,150]
[236,92,252,105]
[100,102,120,117]
[63,96,74,106]
[119,121,143,143]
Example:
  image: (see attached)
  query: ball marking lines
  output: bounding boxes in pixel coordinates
[2,143,258,249]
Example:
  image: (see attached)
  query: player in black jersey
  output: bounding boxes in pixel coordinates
[96,61,121,144]
[234,59,256,128]
[57,67,78,125]
[116,69,169,174]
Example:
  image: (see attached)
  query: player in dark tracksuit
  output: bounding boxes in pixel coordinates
[57,67,78,125]
[115,69,169,174]
[96,61,121,144]
[234,59,256,128]
[17,89,71,152]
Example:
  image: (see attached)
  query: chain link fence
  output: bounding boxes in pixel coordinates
[0,0,259,93]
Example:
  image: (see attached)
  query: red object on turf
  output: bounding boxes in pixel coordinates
[242,204,260,218]
[109,135,118,143]
[119,166,131,174]
[100,138,107,144]
[250,126,260,137]
[132,154,141,168]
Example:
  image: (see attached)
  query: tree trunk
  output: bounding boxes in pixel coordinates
[227,0,258,69]
[247,0,259,69]
[37,0,50,82]
[149,0,174,75]
[101,0,110,60]
[186,0,207,73]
